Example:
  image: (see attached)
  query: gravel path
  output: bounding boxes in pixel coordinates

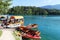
[0,29,15,40]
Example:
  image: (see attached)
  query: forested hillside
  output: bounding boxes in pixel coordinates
[8,6,60,15]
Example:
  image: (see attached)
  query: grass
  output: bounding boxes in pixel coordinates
[13,31,20,40]
[0,30,2,37]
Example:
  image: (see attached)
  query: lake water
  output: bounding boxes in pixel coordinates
[24,16,60,40]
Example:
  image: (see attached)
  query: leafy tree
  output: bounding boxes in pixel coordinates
[0,0,12,15]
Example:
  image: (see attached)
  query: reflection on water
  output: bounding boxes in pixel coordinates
[24,16,60,40]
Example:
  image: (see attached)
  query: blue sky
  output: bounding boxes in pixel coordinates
[11,0,60,7]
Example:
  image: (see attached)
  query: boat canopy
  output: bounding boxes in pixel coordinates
[13,16,24,19]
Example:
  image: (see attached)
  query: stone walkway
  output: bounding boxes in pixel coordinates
[0,29,15,40]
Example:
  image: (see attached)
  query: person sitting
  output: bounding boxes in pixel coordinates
[20,19,24,26]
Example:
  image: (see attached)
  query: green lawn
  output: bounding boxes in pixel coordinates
[13,31,20,40]
[0,30,2,37]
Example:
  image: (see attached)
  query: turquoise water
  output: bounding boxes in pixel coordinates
[24,16,60,40]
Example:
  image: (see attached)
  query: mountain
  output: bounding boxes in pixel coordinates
[41,4,60,10]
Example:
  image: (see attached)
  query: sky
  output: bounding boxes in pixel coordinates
[11,0,60,7]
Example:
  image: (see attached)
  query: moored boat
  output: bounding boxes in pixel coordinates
[16,26,41,39]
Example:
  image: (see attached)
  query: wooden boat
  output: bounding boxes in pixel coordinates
[22,33,41,39]
[16,26,41,39]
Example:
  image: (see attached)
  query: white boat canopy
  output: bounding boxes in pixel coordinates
[13,16,24,19]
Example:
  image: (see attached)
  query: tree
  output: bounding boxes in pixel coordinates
[0,0,12,15]
[8,6,60,15]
